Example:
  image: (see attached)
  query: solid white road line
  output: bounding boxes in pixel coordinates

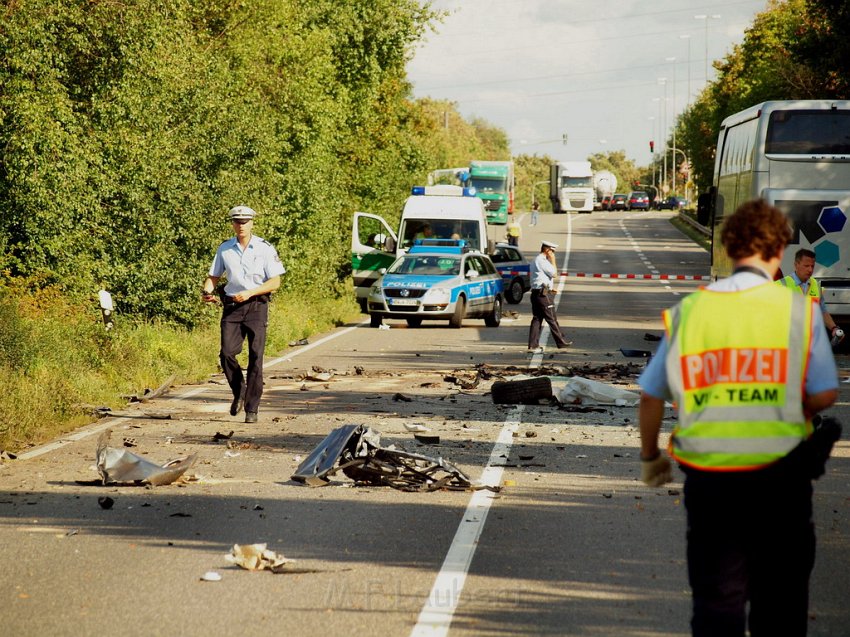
[411,213,574,634]
[410,408,522,637]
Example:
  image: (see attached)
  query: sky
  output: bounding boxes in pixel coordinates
[406,0,771,167]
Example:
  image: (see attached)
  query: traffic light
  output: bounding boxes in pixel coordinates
[649,140,655,153]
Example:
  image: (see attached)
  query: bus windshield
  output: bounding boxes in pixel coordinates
[766,110,850,154]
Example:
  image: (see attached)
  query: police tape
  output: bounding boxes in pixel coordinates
[558,272,710,280]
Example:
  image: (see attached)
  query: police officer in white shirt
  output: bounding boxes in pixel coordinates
[527,240,572,353]
[202,206,285,423]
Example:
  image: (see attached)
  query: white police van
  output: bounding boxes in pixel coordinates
[367,239,503,328]
[352,185,492,311]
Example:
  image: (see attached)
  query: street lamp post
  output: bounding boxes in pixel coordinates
[671,148,690,201]
[694,14,721,85]
[658,77,668,194]
[665,56,677,195]
[532,180,549,209]
[680,34,691,105]
[648,116,656,191]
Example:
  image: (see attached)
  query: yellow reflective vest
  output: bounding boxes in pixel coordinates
[777,274,820,300]
[663,283,813,471]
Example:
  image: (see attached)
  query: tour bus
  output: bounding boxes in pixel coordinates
[701,100,850,319]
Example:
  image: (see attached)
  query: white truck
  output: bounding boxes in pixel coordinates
[550,161,594,213]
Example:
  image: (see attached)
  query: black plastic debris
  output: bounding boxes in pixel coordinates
[292,424,498,492]
[643,333,662,341]
[619,348,652,358]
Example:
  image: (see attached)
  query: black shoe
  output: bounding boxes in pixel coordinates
[556,341,573,349]
[229,395,243,416]
[244,411,258,424]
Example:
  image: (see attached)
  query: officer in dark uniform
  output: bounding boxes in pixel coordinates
[527,240,572,353]
[202,205,285,423]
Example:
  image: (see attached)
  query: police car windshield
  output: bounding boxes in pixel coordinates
[388,255,460,276]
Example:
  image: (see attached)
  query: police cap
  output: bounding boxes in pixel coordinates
[229,205,256,221]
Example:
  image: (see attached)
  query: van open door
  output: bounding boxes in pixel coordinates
[352,212,398,312]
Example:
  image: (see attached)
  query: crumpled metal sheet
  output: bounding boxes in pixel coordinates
[292,424,498,492]
[96,429,196,486]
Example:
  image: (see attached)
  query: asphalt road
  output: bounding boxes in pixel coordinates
[2,211,849,636]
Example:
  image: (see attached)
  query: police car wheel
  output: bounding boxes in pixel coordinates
[406,318,422,328]
[485,296,502,327]
[370,314,383,328]
[449,296,465,328]
[505,279,524,304]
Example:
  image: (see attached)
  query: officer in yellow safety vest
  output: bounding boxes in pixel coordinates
[505,213,521,247]
[638,200,839,637]
[777,247,844,344]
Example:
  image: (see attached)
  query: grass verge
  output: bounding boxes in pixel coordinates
[0,286,360,453]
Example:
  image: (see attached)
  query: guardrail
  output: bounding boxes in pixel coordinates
[677,211,710,237]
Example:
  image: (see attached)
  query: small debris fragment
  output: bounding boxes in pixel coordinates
[200,571,222,582]
[122,438,137,448]
[213,431,234,441]
[393,393,413,402]
[404,423,431,433]
[414,434,440,445]
[643,333,662,341]
[225,543,288,571]
[98,496,115,510]
[524,431,537,438]
[288,338,309,347]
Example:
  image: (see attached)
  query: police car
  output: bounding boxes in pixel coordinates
[367,239,504,328]
[490,243,531,304]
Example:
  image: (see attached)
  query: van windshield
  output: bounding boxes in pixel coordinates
[399,219,481,249]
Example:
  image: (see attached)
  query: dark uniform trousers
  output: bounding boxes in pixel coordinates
[220,295,269,414]
[683,466,815,637]
[528,288,570,348]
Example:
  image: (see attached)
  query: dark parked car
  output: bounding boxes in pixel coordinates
[626,191,650,210]
[609,193,628,211]
[599,195,612,211]
[490,243,531,304]
[656,196,687,210]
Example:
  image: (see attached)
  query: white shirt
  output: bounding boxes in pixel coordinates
[530,252,557,289]
[209,235,286,296]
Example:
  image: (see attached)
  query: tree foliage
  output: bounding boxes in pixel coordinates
[673,0,850,193]
[0,0,446,325]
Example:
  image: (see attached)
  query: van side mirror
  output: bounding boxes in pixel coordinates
[697,189,714,227]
